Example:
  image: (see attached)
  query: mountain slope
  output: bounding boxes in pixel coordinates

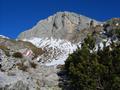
[23,37,78,66]
[18,11,103,66]
[0,35,9,39]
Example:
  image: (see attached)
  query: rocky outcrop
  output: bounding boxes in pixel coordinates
[0,48,61,90]
[18,11,100,42]
[0,37,43,58]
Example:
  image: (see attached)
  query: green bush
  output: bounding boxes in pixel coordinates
[64,35,120,90]
[16,62,28,71]
[30,62,37,68]
[12,52,23,58]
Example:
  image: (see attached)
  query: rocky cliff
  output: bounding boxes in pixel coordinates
[18,11,101,42]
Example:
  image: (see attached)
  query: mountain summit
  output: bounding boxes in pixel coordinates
[18,11,100,42]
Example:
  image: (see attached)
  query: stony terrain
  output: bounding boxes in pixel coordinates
[0,37,62,90]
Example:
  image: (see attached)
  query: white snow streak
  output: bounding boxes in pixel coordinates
[23,37,78,66]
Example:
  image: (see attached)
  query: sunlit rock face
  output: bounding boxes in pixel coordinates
[18,11,100,42]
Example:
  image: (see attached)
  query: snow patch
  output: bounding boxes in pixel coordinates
[23,37,78,66]
[45,54,68,66]
[23,37,114,66]
[0,35,9,39]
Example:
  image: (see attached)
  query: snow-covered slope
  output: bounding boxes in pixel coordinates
[23,37,114,66]
[23,37,80,66]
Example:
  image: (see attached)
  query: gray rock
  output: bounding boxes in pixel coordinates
[9,81,29,90]
[44,73,59,87]
[18,11,100,42]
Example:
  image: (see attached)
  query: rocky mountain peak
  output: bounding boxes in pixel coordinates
[18,11,101,41]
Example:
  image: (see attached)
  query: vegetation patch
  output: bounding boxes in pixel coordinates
[12,52,23,58]
[16,62,28,72]
[30,62,37,69]
[63,35,120,90]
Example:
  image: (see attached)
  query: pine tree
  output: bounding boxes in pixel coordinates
[64,35,120,90]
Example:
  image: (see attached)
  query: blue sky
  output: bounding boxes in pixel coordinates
[0,0,120,38]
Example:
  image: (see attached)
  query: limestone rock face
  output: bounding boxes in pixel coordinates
[18,11,100,41]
